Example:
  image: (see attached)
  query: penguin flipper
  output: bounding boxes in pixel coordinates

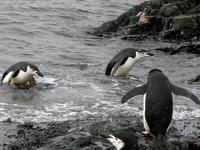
[170,83,200,104]
[2,71,14,84]
[110,59,125,76]
[105,58,124,76]
[121,84,146,103]
[105,62,115,76]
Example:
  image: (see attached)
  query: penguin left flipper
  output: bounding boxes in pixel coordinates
[121,84,146,103]
[105,56,126,76]
[110,58,126,76]
[170,83,200,104]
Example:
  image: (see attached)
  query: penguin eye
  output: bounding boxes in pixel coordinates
[139,52,144,54]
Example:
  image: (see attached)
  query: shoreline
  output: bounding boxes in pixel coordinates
[1,115,200,149]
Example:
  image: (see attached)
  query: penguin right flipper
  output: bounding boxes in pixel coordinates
[121,84,146,103]
[170,83,200,104]
[2,71,14,84]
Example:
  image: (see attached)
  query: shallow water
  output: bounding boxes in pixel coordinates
[0,0,199,123]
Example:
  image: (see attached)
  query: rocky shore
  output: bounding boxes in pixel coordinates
[93,0,200,54]
[1,115,200,150]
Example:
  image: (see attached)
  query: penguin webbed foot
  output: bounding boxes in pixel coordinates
[142,130,150,135]
[28,77,37,87]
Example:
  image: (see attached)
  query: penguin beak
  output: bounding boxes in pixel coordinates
[36,71,43,77]
[143,52,154,57]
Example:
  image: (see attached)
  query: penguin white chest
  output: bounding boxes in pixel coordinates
[143,93,150,134]
[114,57,136,76]
[11,70,33,84]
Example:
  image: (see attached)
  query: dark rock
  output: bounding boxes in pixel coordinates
[172,15,199,30]
[121,34,147,41]
[4,116,200,150]
[17,129,25,135]
[188,138,200,150]
[154,41,200,54]
[92,0,200,41]
[159,3,181,17]
[18,122,34,129]
[160,29,181,39]
[3,118,12,123]
[187,5,200,15]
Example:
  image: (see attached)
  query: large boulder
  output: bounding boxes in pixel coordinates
[159,3,181,17]
[172,15,199,30]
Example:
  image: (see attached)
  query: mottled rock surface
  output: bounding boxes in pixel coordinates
[93,0,200,42]
[1,115,200,150]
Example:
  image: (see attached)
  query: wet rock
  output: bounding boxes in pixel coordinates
[172,15,199,30]
[92,0,200,41]
[7,121,71,150]
[4,116,200,150]
[17,129,25,135]
[18,122,34,129]
[189,138,200,150]
[121,34,147,41]
[159,3,181,17]
[3,118,12,123]
[154,41,200,54]
[160,29,181,39]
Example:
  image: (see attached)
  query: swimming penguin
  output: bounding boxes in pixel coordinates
[102,128,138,150]
[105,48,154,77]
[2,62,43,88]
[121,69,200,137]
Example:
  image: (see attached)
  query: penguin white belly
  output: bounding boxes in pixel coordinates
[114,57,136,76]
[11,70,32,84]
[143,94,150,134]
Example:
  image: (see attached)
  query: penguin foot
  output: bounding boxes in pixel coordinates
[142,130,150,135]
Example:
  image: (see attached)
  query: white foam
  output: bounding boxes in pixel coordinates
[173,105,200,120]
[36,76,57,85]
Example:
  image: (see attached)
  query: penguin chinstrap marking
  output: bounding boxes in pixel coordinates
[105,48,154,77]
[2,62,43,88]
[121,69,200,137]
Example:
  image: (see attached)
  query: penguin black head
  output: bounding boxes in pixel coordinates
[28,63,43,77]
[137,50,154,57]
[149,68,162,74]
[102,129,138,150]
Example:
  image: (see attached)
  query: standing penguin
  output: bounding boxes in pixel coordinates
[2,62,43,88]
[121,69,200,136]
[105,48,154,77]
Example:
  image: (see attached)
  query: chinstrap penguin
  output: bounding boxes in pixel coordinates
[2,62,43,88]
[102,128,138,150]
[105,48,154,77]
[121,69,200,137]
